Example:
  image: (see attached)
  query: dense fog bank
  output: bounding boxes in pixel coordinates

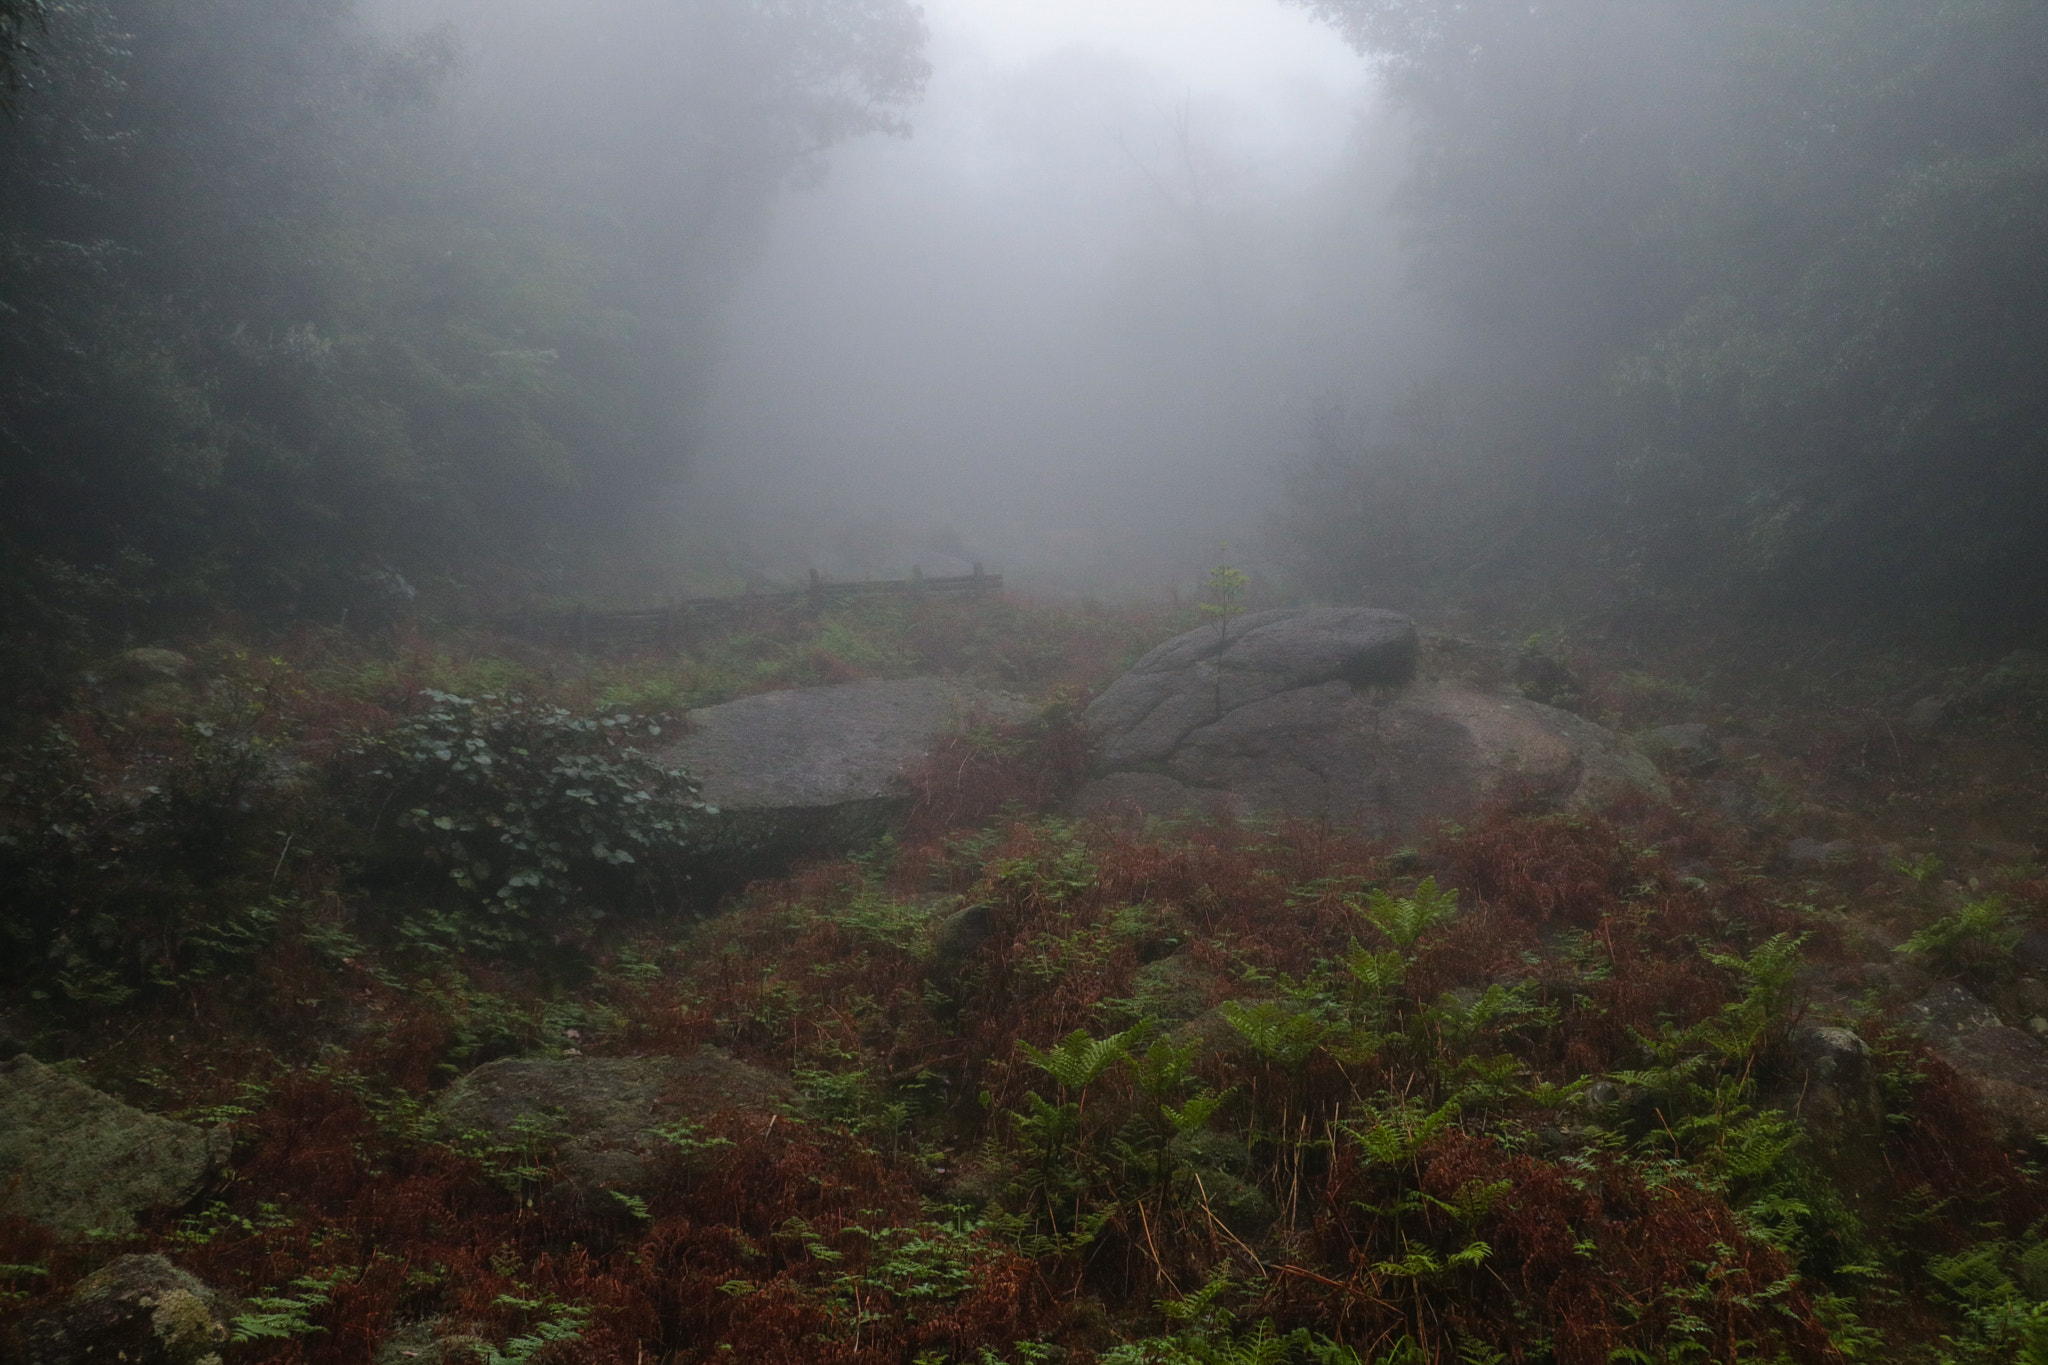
[680,14,1405,595]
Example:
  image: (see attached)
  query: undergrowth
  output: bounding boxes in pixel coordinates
[3,605,2047,1362]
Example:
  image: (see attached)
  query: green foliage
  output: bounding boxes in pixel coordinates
[471,1291,590,1365]
[1018,1024,1146,1093]
[349,690,707,943]
[1290,0,2048,627]
[0,712,301,1003]
[0,0,932,683]
[1219,998,1329,1067]
[1101,1271,1370,1364]
[1357,877,1460,950]
[1898,896,2024,979]
[231,1266,354,1342]
[1927,1240,2048,1365]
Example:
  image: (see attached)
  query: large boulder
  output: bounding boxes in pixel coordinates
[7,1254,233,1365]
[1077,609,1665,835]
[1901,982,2048,1145]
[436,1050,794,1214]
[657,677,1030,864]
[0,1057,228,1238]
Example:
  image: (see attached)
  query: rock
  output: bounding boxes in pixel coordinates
[1901,982,2048,1145]
[657,677,1031,864]
[111,648,194,683]
[1776,1026,1884,1146]
[1978,649,2048,712]
[1635,723,1720,774]
[1705,779,1770,829]
[1417,633,1518,688]
[1787,837,1858,867]
[2018,927,2048,973]
[8,1255,232,1365]
[1903,694,1950,737]
[1067,771,1245,825]
[1084,608,1417,772]
[930,902,994,970]
[436,1050,794,1212]
[1079,611,1665,837]
[372,1319,485,1364]
[0,1056,228,1237]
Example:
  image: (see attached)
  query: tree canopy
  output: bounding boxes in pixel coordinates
[0,0,927,693]
[1290,0,2048,630]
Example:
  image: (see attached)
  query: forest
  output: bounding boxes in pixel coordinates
[2,2,2047,1362]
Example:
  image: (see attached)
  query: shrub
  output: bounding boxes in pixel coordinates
[1898,896,2023,980]
[344,691,709,946]
[0,714,301,1005]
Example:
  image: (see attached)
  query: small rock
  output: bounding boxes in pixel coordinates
[1705,779,1770,829]
[436,1050,794,1215]
[372,1319,485,1364]
[112,648,194,683]
[0,1056,229,1237]
[927,902,996,1001]
[1635,723,1720,774]
[1903,694,1950,737]
[1786,837,1857,867]
[8,1255,232,1365]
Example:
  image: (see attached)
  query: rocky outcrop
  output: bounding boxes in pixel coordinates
[8,1255,233,1365]
[436,1050,794,1214]
[657,677,1030,864]
[0,1056,228,1237]
[1636,722,1720,774]
[1901,982,2048,1145]
[1076,609,1666,835]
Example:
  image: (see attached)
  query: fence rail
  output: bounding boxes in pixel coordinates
[494,567,1002,652]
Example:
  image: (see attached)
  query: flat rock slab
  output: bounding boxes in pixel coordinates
[662,677,1030,811]
[437,1050,794,1202]
[0,1056,227,1238]
[1087,608,1417,772]
[1901,982,2048,1144]
[1079,610,1664,837]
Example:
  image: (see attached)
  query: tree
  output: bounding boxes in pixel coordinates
[1291,0,2048,629]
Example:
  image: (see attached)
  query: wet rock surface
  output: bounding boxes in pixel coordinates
[1901,981,2048,1144]
[0,1056,228,1237]
[1076,609,1665,835]
[8,1254,233,1365]
[1636,722,1721,773]
[657,677,1030,865]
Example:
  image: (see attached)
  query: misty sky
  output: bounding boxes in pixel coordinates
[684,0,1394,594]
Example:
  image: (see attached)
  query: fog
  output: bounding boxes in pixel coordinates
[682,4,1410,592]
[9,0,2040,635]
[372,0,1418,595]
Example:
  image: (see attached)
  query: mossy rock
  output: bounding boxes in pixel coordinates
[8,1254,232,1365]
[0,1057,228,1237]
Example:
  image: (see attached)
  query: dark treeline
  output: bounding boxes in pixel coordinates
[0,0,926,693]
[3,0,2046,690]
[1282,0,2048,635]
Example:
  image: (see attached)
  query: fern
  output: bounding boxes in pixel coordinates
[1218,998,1328,1066]
[1019,1024,1144,1092]
[1358,877,1460,949]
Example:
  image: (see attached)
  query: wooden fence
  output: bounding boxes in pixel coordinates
[494,566,1003,652]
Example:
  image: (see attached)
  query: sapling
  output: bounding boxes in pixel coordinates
[1200,556,1247,717]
